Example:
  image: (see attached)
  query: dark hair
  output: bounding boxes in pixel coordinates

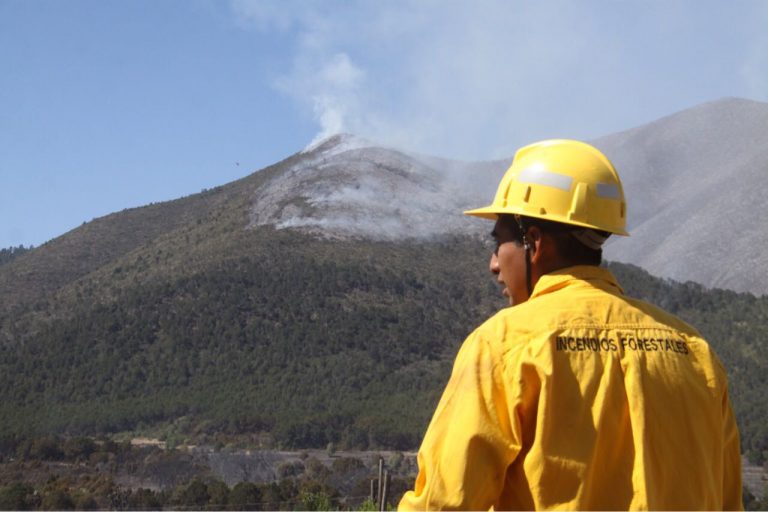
[497,214,605,266]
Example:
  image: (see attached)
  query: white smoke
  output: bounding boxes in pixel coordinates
[231,0,768,160]
[304,53,365,148]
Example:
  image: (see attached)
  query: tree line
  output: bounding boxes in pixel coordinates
[1,232,767,467]
[0,435,410,511]
[0,245,32,267]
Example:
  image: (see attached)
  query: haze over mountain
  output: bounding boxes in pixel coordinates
[249,134,502,241]
[246,97,768,295]
[2,97,765,317]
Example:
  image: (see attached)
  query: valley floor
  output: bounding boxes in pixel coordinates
[1,443,764,510]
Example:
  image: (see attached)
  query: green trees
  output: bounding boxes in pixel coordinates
[0,483,35,510]
[0,245,31,267]
[40,490,74,511]
[0,231,766,468]
[0,234,490,450]
[0,431,402,510]
[173,479,210,509]
[228,482,261,510]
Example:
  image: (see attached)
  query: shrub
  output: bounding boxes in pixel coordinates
[228,482,261,511]
[0,483,34,511]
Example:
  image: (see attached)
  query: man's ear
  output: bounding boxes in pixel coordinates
[526,226,545,263]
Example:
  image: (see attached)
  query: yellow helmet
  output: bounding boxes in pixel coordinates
[464,139,628,236]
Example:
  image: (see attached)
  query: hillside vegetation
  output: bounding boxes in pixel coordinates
[0,246,31,267]
[0,224,499,451]
[1,137,767,467]
[1,221,767,465]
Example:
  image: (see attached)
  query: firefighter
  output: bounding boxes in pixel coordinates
[399,139,742,510]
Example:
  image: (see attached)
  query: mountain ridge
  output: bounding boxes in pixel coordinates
[593,97,768,294]
[248,134,497,241]
[2,98,768,467]
[239,97,768,294]
[3,97,767,300]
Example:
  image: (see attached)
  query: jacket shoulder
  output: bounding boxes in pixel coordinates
[621,295,703,337]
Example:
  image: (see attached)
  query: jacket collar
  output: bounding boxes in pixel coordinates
[529,265,624,300]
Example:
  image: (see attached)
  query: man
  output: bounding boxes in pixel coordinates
[399,139,742,510]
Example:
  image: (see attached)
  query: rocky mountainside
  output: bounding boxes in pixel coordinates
[246,98,768,295]
[1,97,768,467]
[249,134,503,241]
[3,98,765,312]
[594,97,768,296]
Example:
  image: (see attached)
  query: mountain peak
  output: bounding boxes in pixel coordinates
[703,96,768,108]
[301,133,376,156]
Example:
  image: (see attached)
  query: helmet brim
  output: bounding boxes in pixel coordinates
[462,206,500,221]
[463,205,629,236]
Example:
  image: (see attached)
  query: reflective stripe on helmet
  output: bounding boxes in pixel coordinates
[518,166,573,192]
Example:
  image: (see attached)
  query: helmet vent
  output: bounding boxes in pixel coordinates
[597,183,620,199]
[523,186,531,203]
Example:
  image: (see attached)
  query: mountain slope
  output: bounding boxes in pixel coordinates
[246,99,768,295]
[0,229,500,449]
[1,97,768,465]
[594,97,768,295]
[4,98,766,310]
[248,134,501,240]
[1,226,767,463]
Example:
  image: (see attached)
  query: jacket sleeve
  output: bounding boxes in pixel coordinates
[398,330,521,511]
[721,386,743,511]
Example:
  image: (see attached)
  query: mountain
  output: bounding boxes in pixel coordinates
[239,98,768,295]
[0,141,505,450]
[249,134,502,240]
[593,97,768,295]
[1,98,768,467]
[5,98,764,319]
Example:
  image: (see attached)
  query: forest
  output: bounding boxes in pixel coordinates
[0,226,767,502]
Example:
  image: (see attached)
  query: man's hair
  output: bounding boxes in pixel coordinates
[497,214,605,266]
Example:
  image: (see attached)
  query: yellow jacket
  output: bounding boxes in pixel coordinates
[399,266,742,510]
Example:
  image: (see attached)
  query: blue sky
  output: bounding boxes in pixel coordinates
[1,0,767,249]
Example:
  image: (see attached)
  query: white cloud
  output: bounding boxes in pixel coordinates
[256,1,592,159]
[740,3,768,101]
[231,0,768,160]
[229,0,305,31]
[318,53,363,89]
